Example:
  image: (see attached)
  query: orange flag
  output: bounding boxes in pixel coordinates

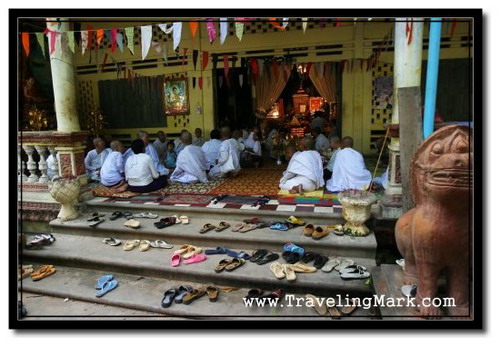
[189,22,198,40]
[96,29,104,45]
[22,32,30,56]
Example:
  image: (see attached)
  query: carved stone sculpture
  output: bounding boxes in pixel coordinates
[395,125,472,317]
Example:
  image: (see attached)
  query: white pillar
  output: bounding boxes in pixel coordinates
[35,145,49,183]
[46,18,80,132]
[18,146,28,182]
[385,18,423,196]
[23,145,38,182]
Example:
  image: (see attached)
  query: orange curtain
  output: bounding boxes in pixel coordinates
[309,63,337,103]
[255,63,290,112]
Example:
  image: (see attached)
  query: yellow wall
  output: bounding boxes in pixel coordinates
[73,19,473,154]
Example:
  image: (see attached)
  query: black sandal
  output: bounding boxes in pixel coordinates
[249,249,268,262]
[256,253,279,265]
[161,288,178,308]
[109,211,123,221]
[281,251,301,264]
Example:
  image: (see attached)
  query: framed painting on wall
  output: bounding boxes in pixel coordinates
[164,78,189,115]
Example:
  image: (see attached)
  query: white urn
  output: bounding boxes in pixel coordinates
[338,189,377,237]
[49,178,81,221]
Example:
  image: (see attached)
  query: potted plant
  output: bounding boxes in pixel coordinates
[338,189,377,237]
[49,176,81,221]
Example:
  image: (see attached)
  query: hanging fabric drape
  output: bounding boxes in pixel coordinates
[308,62,337,103]
[255,62,290,112]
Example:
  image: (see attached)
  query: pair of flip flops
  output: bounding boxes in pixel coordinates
[154,217,177,229]
[339,264,370,280]
[26,234,56,248]
[250,249,280,265]
[88,213,106,227]
[132,212,159,219]
[161,285,193,307]
[95,275,118,297]
[30,265,56,281]
[283,243,304,256]
[231,222,258,233]
[214,258,246,272]
[245,288,285,302]
[203,247,250,259]
[321,257,355,273]
[124,219,140,229]
[122,240,150,251]
[301,251,329,269]
[109,211,133,221]
[171,253,207,267]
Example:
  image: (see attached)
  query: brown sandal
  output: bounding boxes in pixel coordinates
[182,287,206,304]
[31,265,56,281]
[224,258,246,271]
[206,285,219,302]
[214,258,232,273]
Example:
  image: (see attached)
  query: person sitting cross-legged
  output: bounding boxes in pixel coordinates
[170,131,209,184]
[84,137,111,182]
[125,139,168,193]
[323,136,341,181]
[209,127,241,178]
[123,131,169,177]
[100,140,128,192]
[325,136,372,192]
[279,137,325,194]
[201,129,222,169]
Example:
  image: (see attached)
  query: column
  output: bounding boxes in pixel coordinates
[46,18,80,133]
[23,145,38,182]
[18,146,28,182]
[385,18,423,196]
[34,145,49,183]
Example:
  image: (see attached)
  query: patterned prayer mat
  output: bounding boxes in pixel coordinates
[159,194,215,206]
[209,167,283,196]
[211,195,270,206]
[162,177,227,195]
[92,185,141,198]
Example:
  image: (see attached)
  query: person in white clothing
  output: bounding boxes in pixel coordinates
[241,132,263,168]
[325,136,372,192]
[192,128,205,147]
[201,129,222,168]
[312,127,330,152]
[170,132,209,184]
[100,141,128,192]
[173,129,189,155]
[324,136,341,181]
[84,138,111,182]
[232,129,246,155]
[125,139,168,193]
[152,131,168,163]
[209,127,241,178]
[123,131,169,176]
[279,137,325,194]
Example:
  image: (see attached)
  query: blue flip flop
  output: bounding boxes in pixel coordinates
[204,247,228,255]
[283,243,305,256]
[270,223,289,231]
[95,275,114,290]
[226,249,251,259]
[95,280,118,298]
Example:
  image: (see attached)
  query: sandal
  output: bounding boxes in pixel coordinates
[199,223,216,234]
[109,211,123,220]
[133,212,159,219]
[245,288,264,299]
[174,244,192,255]
[183,253,207,265]
[95,274,114,289]
[301,251,317,263]
[334,258,355,272]
[174,285,193,303]
[149,240,174,249]
[139,240,151,252]
[260,288,286,301]
[339,264,367,274]
[303,224,315,237]
[288,262,317,273]
[95,280,118,297]
[123,239,140,251]
[340,268,371,280]
[124,219,140,229]
[285,216,306,226]
[89,218,105,227]
[87,212,105,221]
[270,262,286,279]
[182,287,206,304]
[171,254,181,267]
[321,257,342,272]
[255,253,279,265]
[224,258,246,271]
[215,221,230,232]
[161,288,178,308]
[205,247,228,255]
[19,265,34,280]
[340,299,358,315]
[206,285,219,302]
[312,226,330,240]
[282,264,296,281]
[326,224,344,236]
[31,265,56,281]
[231,222,246,232]
[182,246,203,259]
[313,254,329,269]
[225,249,251,260]
[179,216,189,224]
[281,251,301,264]
[102,237,122,246]
[154,217,177,229]
[305,294,328,316]
[239,223,258,233]
[249,249,268,262]
[122,212,134,220]
[214,258,232,273]
[283,242,304,256]
[270,222,289,231]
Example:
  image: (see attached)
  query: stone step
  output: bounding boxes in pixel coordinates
[21,265,379,319]
[48,212,377,260]
[22,233,376,299]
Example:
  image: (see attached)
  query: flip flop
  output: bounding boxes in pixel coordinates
[150,240,174,249]
[306,294,328,316]
[281,251,301,264]
[182,287,206,305]
[123,240,140,251]
[224,258,246,271]
[161,288,178,308]
[245,288,264,299]
[214,258,232,273]
[206,285,219,302]
[270,222,289,231]
[255,253,279,265]
[133,212,159,219]
[95,274,114,289]
[139,240,151,252]
[334,258,355,272]
[285,216,306,226]
[260,288,286,301]
[225,249,251,259]
[339,265,368,274]
[283,242,304,256]
[109,211,123,220]
[19,265,34,280]
[215,221,230,232]
[313,254,329,269]
[340,268,371,280]
[183,246,203,259]
[326,224,344,236]
[183,253,207,265]
[154,217,176,229]
[401,284,418,297]
[89,218,105,227]
[179,216,190,224]
[321,257,342,272]
[270,262,286,279]
[174,285,193,303]
[340,299,358,315]
[95,280,118,297]
[239,223,258,233]
[174,244,192,255]
[204,247,228,255]
[288,262,317,273]
[301,251,318,263]
[102,237,122,246]
[124,219,140,229]
[122,212,134,220]
[87,212,105,221]
[31,265,56,281]
[282,264,296,281]
[171,254,182,267]
[249,249,268,262]
[199,223,216,234]
[243,218,264,224]
[231,222,245,232]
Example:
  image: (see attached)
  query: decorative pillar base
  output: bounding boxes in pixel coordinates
[382,125,403,219]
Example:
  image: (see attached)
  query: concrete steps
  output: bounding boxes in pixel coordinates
[21,265,378,319]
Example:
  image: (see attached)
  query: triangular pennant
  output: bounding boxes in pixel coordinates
[141,25,152,60]
[21,32,30,56]
[198,77,203,89]
[35,32,46,58]
[111,29,117,53]
[302,18,308,33]
[182,48,188,65]
[239,74,244,87]
[172,22,182,51]
[158,23,168,34]
[87,25,94,51]
[207,19,216,44]
[235,21,244,41]
[81,30,88,55]
[220,18,228,45]
[96,29,104,46]
[193,49,199,70]
[202,51,209,71]
[104,29,112,43]
[125,27,135,54]
[67,31,75,54]
[223,54,230,77]
[116,32,124,53]
[189,22,198,40]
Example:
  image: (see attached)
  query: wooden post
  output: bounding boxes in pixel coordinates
[398,86,423,212]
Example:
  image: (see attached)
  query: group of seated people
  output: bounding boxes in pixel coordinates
[85,124,383,195]
[85,126,247,193]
